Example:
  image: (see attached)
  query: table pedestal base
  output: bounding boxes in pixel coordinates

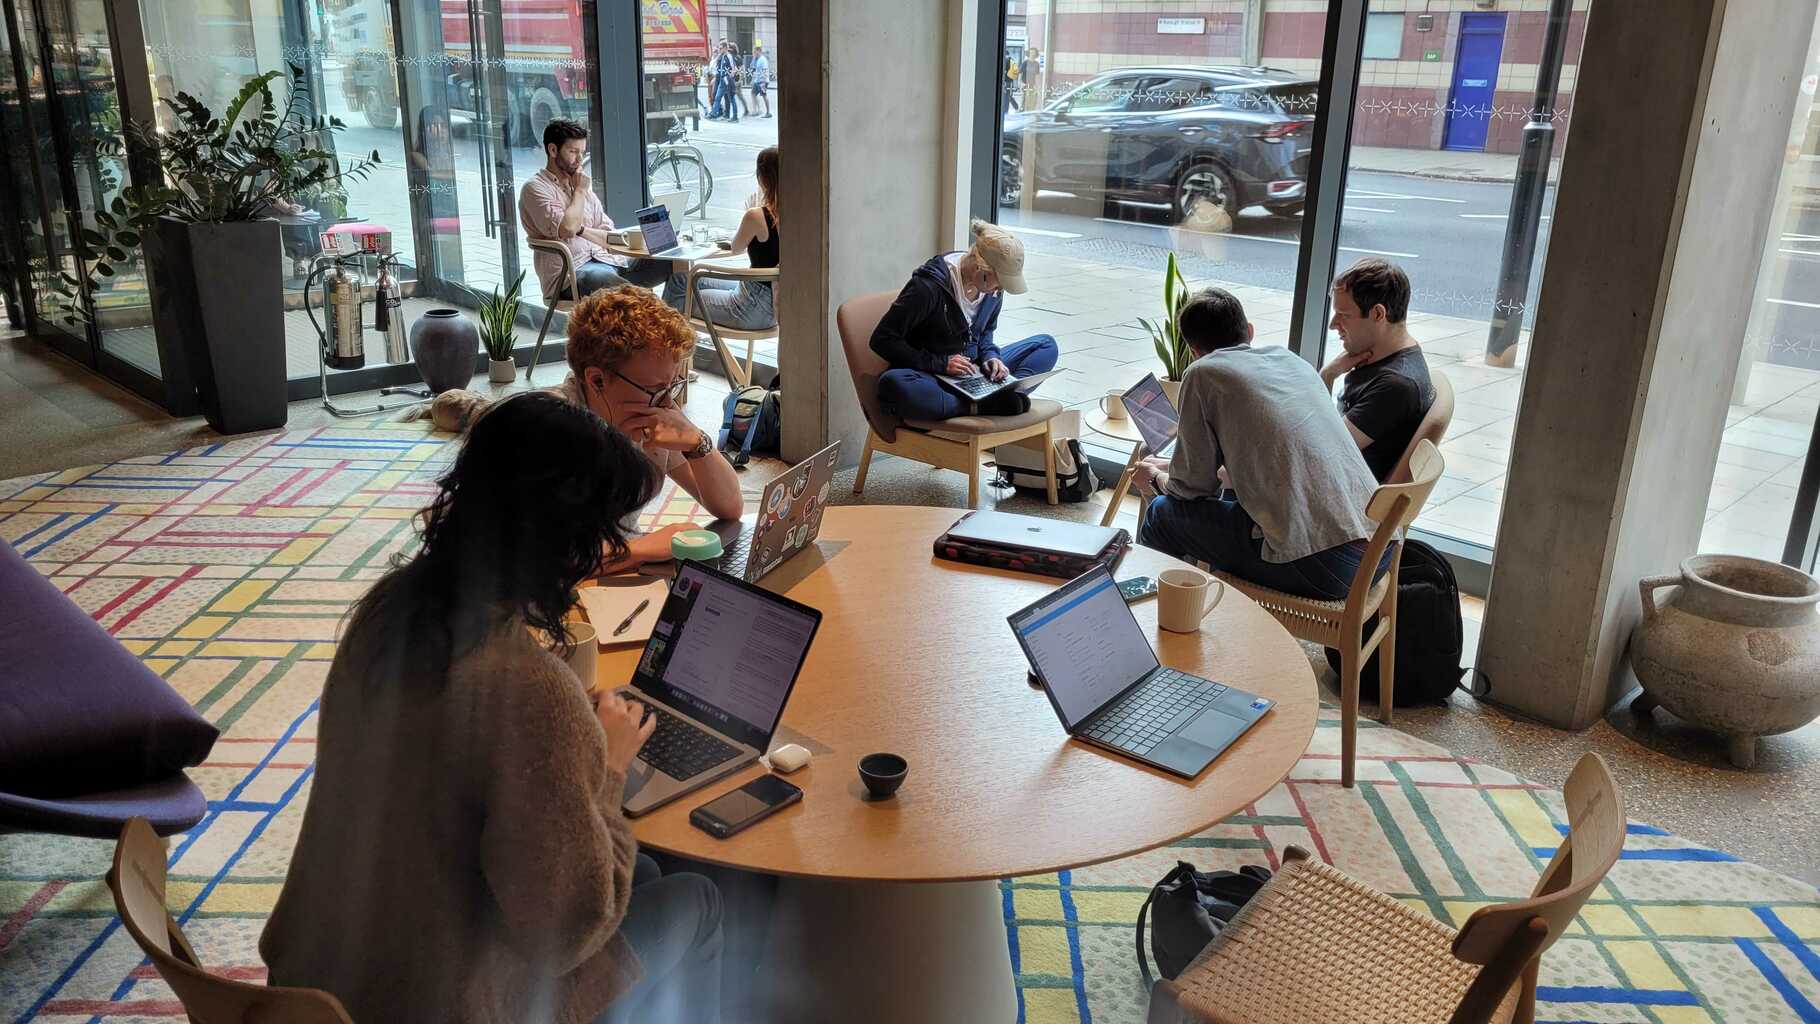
[764,877,1018,1023]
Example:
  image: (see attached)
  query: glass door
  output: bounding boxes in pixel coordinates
[398,0,523,306]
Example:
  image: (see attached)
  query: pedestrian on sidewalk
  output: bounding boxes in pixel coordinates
[749,42,771,118]
[1003,52,1020,115]
[730,43,750,119]
[712,42,740,123]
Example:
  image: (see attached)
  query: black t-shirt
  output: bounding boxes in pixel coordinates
[1337,345,1434,482]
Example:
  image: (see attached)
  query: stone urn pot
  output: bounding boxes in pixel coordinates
[410,308,479,394]
[1629,554,1820,768]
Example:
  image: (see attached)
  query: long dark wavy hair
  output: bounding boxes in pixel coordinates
[342,393,660,690]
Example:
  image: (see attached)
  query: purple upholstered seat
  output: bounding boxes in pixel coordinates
[0,537,218,837]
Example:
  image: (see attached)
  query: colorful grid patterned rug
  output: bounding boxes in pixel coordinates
[2,421,1817,1024]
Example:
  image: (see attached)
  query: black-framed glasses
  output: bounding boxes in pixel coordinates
[612,369,688,408]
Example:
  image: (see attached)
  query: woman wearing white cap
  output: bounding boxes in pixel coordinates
[870,218,1058,420]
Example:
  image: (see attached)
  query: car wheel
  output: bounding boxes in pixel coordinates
[999,146,1024,208]
[361,88,397,130]
[1175,160,1239,233]
[1264,201,1304,218]
[529,87,565,141]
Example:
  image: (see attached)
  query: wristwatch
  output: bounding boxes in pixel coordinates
[683,428,715,461]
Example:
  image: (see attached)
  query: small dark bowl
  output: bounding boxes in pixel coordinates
[858,752,908,799]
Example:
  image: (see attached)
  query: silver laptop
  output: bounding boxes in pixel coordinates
[938,367,1059,402]
[635,204,718,260]
[1122,372,1179,456]
[702,442,840,583]
[945,510,1122,560]
[616,561,822,816]
[1008,564,1274,779]
[650,188,689,227]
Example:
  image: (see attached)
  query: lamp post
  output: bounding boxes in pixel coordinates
[1484,0,1572,367]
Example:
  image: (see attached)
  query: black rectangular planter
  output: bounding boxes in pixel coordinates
[146,218,286,435]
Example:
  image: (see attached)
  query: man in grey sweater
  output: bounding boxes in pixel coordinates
[1133,288,1391,600]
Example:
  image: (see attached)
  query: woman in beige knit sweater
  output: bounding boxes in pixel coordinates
[260,393,724,1022]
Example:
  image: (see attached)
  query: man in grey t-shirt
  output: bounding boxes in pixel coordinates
[1132,288,1391,600]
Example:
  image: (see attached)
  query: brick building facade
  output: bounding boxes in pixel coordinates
[1010,0,1590,154]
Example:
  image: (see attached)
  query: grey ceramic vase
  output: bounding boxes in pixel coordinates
[1629,554,1820,768]
[410,308,479,394]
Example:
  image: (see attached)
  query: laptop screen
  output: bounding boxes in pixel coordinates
[636,204,678,254]
[1122,373,1179,455]
[633,562,822,749]
[1008,565,1161,731]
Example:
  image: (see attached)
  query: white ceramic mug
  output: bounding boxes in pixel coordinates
[565,620,599,694]
[1100,390,1127,419]
[1157,568,1223,633]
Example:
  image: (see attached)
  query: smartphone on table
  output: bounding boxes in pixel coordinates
[1118,576,1159,603]
[690,774,803,839]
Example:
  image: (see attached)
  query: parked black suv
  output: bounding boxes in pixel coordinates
[1000,66,1317,228]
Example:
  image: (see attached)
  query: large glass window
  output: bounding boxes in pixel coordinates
[1330,1,1592,550]
[997,0,1326,426]
[638,0,778,241]
[1698,14,1820,565]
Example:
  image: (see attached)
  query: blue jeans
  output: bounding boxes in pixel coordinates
[564,258,671,300]
[663,273,775,330]
[1139,494,1394,601]
[876,334,1059,420]
[598,853,724,1024]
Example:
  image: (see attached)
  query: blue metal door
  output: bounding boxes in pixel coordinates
[1443,13,1507,152]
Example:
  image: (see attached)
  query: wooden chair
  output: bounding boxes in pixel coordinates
[1214,440,1443,788]
[685,262,780,389]
[108,817,353,1023]
[1148,752,1627,1024]
[1388,368,1454,485]
[837,291,1061,508]
[524,238,580,385]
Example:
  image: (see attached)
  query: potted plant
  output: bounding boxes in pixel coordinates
[53,67,379,434]
[1137,251,1191,404]
[478,271,525,384]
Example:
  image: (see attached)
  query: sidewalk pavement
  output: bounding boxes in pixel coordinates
[1349,144,1560,184]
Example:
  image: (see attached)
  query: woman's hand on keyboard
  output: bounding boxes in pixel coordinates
[597,690,657,774]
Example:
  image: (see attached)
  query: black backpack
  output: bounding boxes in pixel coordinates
[1135,862,1272,982]
[1323,539,1466,706]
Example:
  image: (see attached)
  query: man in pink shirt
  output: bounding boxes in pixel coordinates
[518,119,668,301]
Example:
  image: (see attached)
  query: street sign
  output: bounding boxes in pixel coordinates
[1156,17,1205,35]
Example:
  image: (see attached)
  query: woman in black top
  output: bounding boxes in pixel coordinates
[662,147,778,331]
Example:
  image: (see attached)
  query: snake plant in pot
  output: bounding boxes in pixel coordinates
[1136,251,1192,404]
[52,67,379,434]
[478,272,525,383]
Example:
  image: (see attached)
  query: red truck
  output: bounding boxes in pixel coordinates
[334,0,709,147]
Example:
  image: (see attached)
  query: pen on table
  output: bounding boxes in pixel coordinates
[612,598,650,637]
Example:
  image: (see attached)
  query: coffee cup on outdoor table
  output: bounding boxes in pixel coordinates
[1157,568,1223,633]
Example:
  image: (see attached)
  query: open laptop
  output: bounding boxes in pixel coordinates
[1008,564,1274,778]
[946,510,1122,561]
[1122,372,1179,456]
[616,560,822,815]
[938,367,1059,403]
[635,203,719,260]
[703,441,840,583]
[649,188,689,227]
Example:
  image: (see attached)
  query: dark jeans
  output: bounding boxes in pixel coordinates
[1138,494,1394,601]
[876,334,1059,421]
[598,853,723,1024]
[563,258,671,300]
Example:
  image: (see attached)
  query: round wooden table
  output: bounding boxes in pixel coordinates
[598,505,1316,1021]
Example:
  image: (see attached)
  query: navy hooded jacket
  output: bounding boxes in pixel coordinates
[869,253,1004,374]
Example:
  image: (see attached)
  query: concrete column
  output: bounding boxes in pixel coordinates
[1477,0,1817,729]
[776,0,956,465]
[1244,0,1265,67]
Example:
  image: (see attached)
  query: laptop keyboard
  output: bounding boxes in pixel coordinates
[948,375,1001,399]
[637,703,741,781]
[1081,669,1227,757]
[715,540,751,579]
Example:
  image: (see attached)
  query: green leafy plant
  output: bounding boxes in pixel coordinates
[49,65,380,324]
[1137,251,1193,380]
[478,271,525,362]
